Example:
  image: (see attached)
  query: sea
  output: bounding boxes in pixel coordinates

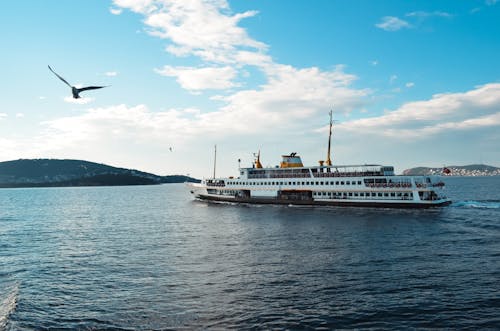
[0,176,499,330]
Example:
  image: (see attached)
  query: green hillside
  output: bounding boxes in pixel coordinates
[0,159,199,187]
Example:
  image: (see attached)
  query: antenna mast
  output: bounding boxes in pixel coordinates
[326,109,333,166]
[213,144,217,179]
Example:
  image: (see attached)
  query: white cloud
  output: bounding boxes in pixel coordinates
[405,82,415,88]
[105,71,118,77]
[390,75,398,84]
[155,65,238,91]
[371,60,378,66]
[114,0,267,65]
[406,11,453,18]
[112,0,156,13]
[0,113,7,120]
[375,16,411,31]
[202,64,370,133]
[109,7,123,15]
[338,83,500,138]
[16,113,25,118]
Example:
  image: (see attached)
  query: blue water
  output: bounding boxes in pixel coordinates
[0,177,499,329]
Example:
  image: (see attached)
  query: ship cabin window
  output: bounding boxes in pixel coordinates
[336,181,339,185]
[384,193,388,197]
[289,182,292,185]
[341,181,345,185]
[354,193,359,197]
[378,193,383,197]
[360,192,364,197]
[348,192,353,197]
[321,181,324,185]
[346,181,350,185]
[372,193,376,197]
[391,193,395,197]
[358,181,362,185]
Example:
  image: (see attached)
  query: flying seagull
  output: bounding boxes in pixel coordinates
[48,65,108,99]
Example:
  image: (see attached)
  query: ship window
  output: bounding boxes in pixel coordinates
[384,193,388,197]
[293,182,296,185]
[341,181,344,185]
[289,182,292,185]
[378,193,382,197]
[348,193,353,197]
[390,193,395,197]
[358,181,362,185]
[372,193,376,197]
[320,181,324,185]
[354,193,358,197]
[335,181,339,185]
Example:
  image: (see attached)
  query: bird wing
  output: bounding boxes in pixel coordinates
[48,65,72,88]
[77,86,109,93]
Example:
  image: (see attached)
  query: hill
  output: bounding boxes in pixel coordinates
[0,159,199,188]
[403,164,500,176]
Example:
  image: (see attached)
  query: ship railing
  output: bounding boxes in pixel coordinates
[269,173,310,179]
[248,173,311,179]
[313,171,383,178]
[366,183,412,188]
[206,183,226,187]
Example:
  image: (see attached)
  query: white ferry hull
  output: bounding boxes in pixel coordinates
[188,183,452,209]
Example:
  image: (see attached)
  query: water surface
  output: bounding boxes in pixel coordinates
[1,177,499,329]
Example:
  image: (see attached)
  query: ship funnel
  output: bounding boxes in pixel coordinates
[280,153,304,168]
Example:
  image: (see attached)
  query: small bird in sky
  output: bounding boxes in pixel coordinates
[48,65,108,99]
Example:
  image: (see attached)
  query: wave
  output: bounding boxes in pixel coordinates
[453,200,500,209]
[0,282,19,330]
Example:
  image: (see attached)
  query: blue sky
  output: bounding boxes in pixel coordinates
[0,0,499,178]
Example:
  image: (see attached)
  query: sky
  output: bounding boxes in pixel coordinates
[0,0,499,178]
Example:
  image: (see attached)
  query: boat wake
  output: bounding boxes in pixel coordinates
[0,282,19,330]
[453,200,500,209]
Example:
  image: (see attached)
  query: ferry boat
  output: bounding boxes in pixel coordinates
[188,114,451,208]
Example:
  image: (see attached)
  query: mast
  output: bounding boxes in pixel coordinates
[213,144,217,179]
[325,109,333,166]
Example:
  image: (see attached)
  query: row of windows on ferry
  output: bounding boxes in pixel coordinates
[227,180,364,186]
[312,191,414,199]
